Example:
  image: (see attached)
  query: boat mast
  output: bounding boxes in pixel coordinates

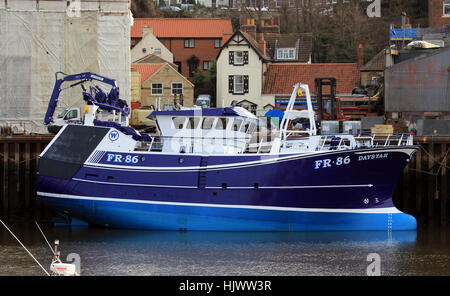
[279,83,317,146]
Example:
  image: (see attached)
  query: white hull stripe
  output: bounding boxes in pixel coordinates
[84,147,416,173]
[37,191,402,214]
[73,177,373,189]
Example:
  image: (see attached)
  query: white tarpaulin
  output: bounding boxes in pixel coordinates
[0,0,131,134]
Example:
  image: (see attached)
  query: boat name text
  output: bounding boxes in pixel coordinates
[358,153,388,161]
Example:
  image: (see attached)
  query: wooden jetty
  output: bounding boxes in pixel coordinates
[1,134,449,228]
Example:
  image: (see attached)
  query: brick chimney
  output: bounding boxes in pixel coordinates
[142,27,153,37]
[258,33,266,56]
[357,44,364,66]
[259,17,280,34]
[241,18,257,41]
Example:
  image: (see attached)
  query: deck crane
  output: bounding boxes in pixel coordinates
[44,72,130,126]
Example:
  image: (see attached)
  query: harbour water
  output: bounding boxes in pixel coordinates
[1,220,450,276]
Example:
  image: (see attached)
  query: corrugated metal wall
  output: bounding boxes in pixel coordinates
[385,48,450,112]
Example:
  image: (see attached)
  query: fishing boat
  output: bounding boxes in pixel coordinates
[37,74,418,231]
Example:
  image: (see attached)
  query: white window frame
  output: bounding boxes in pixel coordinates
[203,61,210,70]
[171,82,183,95]
[277,48,296,60]
[234,51,244,65]
[234,75,244,94]
[184,39,195,48]
[151,83,163,95]
[444,0,450,16]
[154,48,161,55]
[214,39,221,48]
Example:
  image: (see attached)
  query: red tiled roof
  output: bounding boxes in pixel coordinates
[263,63,361,94]
[131,64,164,83]
[131,18,233,41]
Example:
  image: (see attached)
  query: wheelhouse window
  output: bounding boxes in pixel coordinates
[184,39,195,48]
[172,117,186,129]
[202,117,216,129]
[172,83,183,95]
[277,48,296,60]
[234,75,244,94]
[445,0,450,16]
[232,118,243,131]
[151,83,163,95]
[186,117,201,129]
[240,121,250,133]
[215,118,228,130]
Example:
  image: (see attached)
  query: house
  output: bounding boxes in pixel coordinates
[216,30,270,112]
[360,49,388,87]
[263,33,313,63]
[262,63,361,109]
[131,27,173,64]
[131,63,195,108]
[131,18,233,81]
[429,0,450,28]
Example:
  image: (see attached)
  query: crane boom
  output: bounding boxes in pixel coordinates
[44,72,128,125]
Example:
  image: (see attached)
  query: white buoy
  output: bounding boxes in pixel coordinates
[49,239,79,276]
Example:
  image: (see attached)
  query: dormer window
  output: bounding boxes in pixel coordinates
[277,48,296,60]
[445,0,450,16]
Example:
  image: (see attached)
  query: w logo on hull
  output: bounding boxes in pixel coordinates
[109,131,119,142]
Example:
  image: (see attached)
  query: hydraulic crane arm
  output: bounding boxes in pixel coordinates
[44,72,127,125]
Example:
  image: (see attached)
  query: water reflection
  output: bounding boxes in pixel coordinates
[0,221,449,276]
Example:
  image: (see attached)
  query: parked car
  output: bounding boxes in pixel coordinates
[160,6,181,11]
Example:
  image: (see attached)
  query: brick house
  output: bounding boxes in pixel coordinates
[429,0,450,28]
[131,18,233,81]
[131,63,195,108]
[262,63,361,109]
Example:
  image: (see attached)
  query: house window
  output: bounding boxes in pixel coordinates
[151,83,163,95]
[154,48,161,55]
[229,51,248,65]
[277,48,296,60]
[228,75,249,94]
[234,51,244,65]
[172,83,183,95]
[184,39,195,48]
[445,0,450,16]
[214,39,221,48]
[234,75,244,94]
[203,61,210,70]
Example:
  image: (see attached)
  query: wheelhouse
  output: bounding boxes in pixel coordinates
[147,107,258,154]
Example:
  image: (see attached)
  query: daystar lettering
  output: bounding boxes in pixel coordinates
[358,153,388,161]
[179,280,214,294]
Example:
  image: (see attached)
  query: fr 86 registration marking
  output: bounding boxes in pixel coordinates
[106,153,139,164]
[314,156,350,169]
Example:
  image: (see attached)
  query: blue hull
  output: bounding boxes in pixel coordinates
[36,125,418,231]
[38,194,416,231]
